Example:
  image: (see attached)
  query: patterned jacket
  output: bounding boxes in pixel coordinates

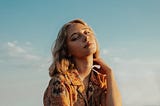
[43,60,122,106]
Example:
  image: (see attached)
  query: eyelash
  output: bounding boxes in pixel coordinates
[71,29,92,41]
[71,34,81,41]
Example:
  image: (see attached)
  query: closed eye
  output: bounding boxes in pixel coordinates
[71,34,81,41]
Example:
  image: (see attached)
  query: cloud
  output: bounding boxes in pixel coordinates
[101,49,109,55]
[25,41,32,45]
[1,45,159,106]
[0,41,51,106]
[0,41,51,72]
[101,48,160,105]
[6,41,40,60]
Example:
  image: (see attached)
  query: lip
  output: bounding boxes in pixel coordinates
[84,42,94,48]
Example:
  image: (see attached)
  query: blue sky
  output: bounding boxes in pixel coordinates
[0,0,160,106]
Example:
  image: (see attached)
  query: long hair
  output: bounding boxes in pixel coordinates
[49,19,100,77]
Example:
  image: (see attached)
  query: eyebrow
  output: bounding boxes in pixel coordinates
[70,27,90,38]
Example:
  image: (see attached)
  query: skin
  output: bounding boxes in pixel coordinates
[66,23,96,84]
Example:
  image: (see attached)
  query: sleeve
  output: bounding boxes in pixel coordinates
[43,74,71,106]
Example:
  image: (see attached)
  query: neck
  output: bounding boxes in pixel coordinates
[74,55,93,81]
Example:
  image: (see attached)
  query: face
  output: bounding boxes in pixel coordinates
[66,23,97,58]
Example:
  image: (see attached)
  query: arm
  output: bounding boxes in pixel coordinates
[93,58,122,106]
[106,68,122,106]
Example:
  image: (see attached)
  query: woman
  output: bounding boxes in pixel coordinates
[43,19,122,106]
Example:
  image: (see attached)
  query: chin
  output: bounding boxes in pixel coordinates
[85,49,96,56]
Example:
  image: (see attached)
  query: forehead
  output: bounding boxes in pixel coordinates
[67,23,88,36]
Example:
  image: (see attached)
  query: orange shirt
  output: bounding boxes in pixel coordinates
[43,63,122,106]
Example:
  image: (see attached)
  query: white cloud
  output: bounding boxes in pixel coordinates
[0,41,51,106]
[101,49,109,55]
[7,42,26,56]
[6,41,41,61]
[24,54,40,60]
[7,42,15,47]
[0,41,51,72]
[101,48,160,105]
[25,41,32,45]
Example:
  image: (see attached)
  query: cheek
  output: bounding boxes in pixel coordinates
[67,43,80,54]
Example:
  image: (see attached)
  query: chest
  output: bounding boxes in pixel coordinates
[73,81,107,106]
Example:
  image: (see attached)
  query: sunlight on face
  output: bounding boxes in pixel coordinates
[67,23,97,58]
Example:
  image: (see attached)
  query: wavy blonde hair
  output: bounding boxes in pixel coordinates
[49,19,100,77]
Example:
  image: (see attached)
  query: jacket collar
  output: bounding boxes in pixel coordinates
[67,64,107,89]
[90,65,107,89]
